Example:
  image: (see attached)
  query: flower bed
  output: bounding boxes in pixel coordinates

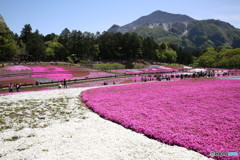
[62,66,90,77]
[2,65,91,82]
[76,69,116,79]
[0,66,32,80]
[30,66,73,81]
[0,66,33,86]
[0,79,36,87]
[0,65,125,93]
[4,65,31,71]
[82,79,240,159]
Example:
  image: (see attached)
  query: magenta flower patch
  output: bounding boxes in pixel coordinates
[81,79,240,159]
[30,66,72,81]
[5,65,31,71]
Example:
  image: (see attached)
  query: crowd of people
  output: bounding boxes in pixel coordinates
[176,71,230,79]
[140,75,171,82]
[0,69,236,93]
[134,70,232,83]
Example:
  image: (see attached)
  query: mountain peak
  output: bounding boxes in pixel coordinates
[148,10,176,17]
[132,10,196,25]
[108,24,121,33]
[108,10,196,33]
[148,10,168,16]
[107,10,240,49]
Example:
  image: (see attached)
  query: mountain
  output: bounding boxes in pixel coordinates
[108,10,240,49]
[108,10,196,33]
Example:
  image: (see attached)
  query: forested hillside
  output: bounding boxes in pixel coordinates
[0,14,239,69]
[108,11,240,49]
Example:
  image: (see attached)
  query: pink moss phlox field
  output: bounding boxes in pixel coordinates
[81,79,240,159]
[5,65,32,71]
[1,65,33,82]
[30,66,72,81]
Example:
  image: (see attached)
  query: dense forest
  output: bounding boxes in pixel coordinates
[129,20,240,50]
[0,15,239,68]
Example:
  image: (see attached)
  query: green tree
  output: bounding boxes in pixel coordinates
[176,47,193,65]
[92,44,100,59]
[20,24,32,43]
[68,30,83,60]
[165,48,177,62]
[142,37,157,60]
[122,33,141,60]
[156,43,177,63]
[196,48,219,67]
[160,42,167,50]
[82,31,98,60]
[195,47,240,68]
[0,15,18,61]
[44,33,58,42]
[44,37,63,61]
[58,29,99,62]
[26,30,45,61]
[58,28,71,60]
[98,32,118,60]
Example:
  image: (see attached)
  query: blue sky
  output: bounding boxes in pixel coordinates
[0,0,240,35]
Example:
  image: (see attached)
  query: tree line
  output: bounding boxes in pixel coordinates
[2,24,182,64]
[193,47,240,68]
[0,15,193,65]
[0,15,239,68]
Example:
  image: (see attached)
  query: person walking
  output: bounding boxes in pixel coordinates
[63,79,67,88]
[16,83,21,92]
[8,83,13,92]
